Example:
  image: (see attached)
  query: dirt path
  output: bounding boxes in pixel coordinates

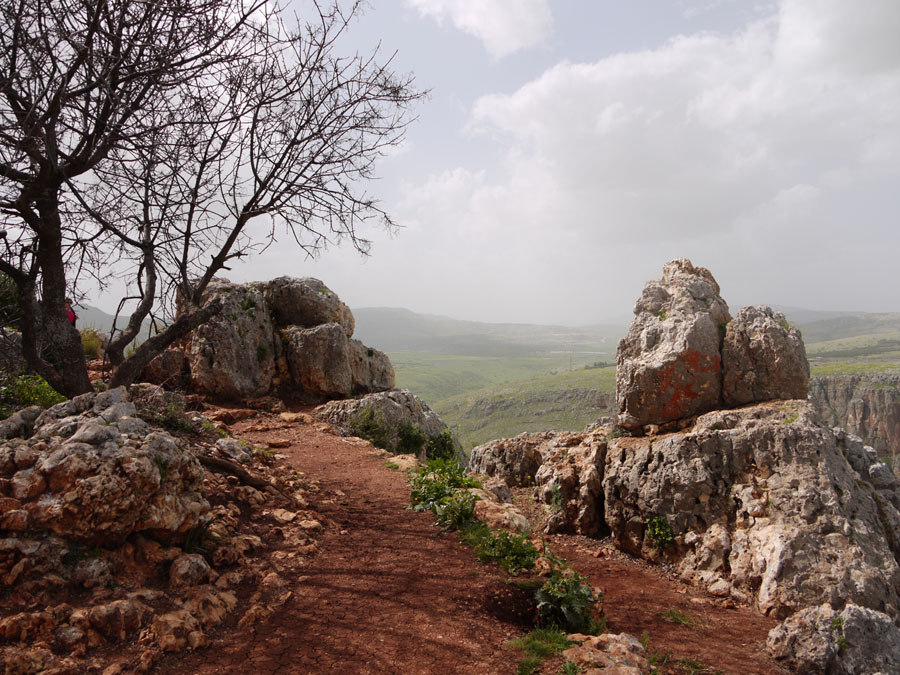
[157,414,788,674]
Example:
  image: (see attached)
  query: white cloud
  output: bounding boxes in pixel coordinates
[405,0,552,58]
[391,0,900,319]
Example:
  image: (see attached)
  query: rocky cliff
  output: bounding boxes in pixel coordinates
[811,374,900,462]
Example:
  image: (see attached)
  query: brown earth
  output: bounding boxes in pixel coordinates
[152,411,789,675]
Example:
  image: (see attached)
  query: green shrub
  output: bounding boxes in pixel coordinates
[0,374,66,413]
[137,396,196,433]
[349,407,390,449]
[470,527,538,575]
[408,458,480,512]
[433,490,477,530]
[80,327,105,360]
[645,515,675,550]
[426,429,457,461]
[396,421,427,454]
[535,570,600,634]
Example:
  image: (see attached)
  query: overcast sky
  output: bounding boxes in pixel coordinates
[107,0,900,325]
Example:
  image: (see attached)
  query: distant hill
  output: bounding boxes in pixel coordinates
[75,305,156,340]
[352,307,625,357]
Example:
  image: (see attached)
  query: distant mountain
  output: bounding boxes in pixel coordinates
[788,312,900,345]
[352,307,626,357]
[74,305,156,340]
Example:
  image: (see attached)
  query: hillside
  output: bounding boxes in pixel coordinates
[368,306,900,451]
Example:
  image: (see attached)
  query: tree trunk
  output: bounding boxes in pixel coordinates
[108,299,222,389]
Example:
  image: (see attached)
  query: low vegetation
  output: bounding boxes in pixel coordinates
[350,407,461,459]
[506,629,572,675]
[0,373,66,419]
[408,457,601,664]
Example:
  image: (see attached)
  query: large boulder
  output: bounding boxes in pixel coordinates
[767,603,900,674]
[348,339,395,394]
[533,431,607,536]
[0,388,208,545]
[468,432,553,487]
[263,276,354,336]
[721,305,809,406]
[314,389,447,452]
[603,401,900,620]
[616,259,730,430]
[187,280,275,400]
[283,323,352,399]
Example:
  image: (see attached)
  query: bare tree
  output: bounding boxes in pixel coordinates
[0,0,421,396]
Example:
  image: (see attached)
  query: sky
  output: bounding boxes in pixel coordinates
[99,0,900,325]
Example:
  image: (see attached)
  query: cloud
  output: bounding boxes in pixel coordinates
[392,0,900,319]
[405,0,552,58]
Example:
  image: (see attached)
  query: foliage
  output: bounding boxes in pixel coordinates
[560,661,580,675]
[349,407,391,450]
[507,629,572,675]
[433,490,477,531]
[535,570,600,634]
[137,396,196,433]
[426,429,458,461]
[408,459,480,513]
[659,608,694,626]
[606,426,632,440]
[81,327,105,360]
[396,421,427,454]
[0,374,66,416]
[460,522,538,575]
[645,515,675,550]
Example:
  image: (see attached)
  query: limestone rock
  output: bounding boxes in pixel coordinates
[563,633,648,673]
[468,432,552,487]
[616,258,730,430]
[140,349,189,389]
[187,279,275,399]
[722,305,809,406]
[283,323,352,399]
[810,374,900,463]
[468,490,531,533]
[314,390,448,452]
[263,276,354,336]
[348,339,394,394]
[767,603,900,674]
[0,388,208,545]
[169,554,214,590]
[604,401,900,620]
[533,431,608,536]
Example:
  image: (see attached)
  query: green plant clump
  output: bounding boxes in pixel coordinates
[349,407,391,450]
[0,374,66,416]
[507,629,572,675]
[645,515,675,550]
[396,421,427,454]
[80,327,105,360]
[659,608,694,626]
[137,396,196,433]
[461,522,538,575]
[535,570,600,634]
[408,459,480,513]
[433,489,477,530]
[426,429,457,461]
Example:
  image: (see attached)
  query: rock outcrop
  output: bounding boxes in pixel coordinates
[811,374,900,462]
[604,402,900,620]
[721,305,809,406]
[314,389,448,454]
[145,277,393,402]
[615,258,808,430]
[0,388,207,544]
[471,259,900,672]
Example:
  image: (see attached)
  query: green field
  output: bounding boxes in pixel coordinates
[386,315,900,454]
[389,352,615,450]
